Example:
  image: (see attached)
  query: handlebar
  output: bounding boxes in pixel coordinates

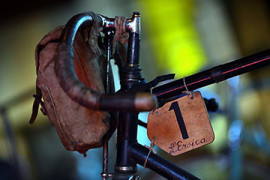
[54,12,157,112]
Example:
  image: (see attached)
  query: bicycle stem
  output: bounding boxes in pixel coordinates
[98,12,140,34]
[114,12,200,180]
[153,49,270,101]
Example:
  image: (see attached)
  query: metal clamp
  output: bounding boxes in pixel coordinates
[98,12,141,33]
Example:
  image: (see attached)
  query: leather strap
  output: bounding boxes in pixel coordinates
[29,86,43,124]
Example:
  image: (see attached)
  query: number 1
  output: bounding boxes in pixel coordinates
[169,101,189,139]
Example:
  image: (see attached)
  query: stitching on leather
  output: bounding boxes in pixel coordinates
[44,84,75,150]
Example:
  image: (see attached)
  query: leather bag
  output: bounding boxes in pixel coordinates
[30,15,110,155]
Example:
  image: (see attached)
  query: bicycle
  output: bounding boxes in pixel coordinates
[41,11,270,180]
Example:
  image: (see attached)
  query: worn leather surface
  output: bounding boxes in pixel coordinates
[34,25,109,154]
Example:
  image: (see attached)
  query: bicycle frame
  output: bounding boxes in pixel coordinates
[56,12,270,180]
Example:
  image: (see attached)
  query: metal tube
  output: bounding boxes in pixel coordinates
[126,32,140,66]
[129,143,200,180]
[61,13,94,45]
[126,12,141,65]
[115,113,138,172]
[101,30,114,180]
[153,49,270,101]
[101,135,109,180]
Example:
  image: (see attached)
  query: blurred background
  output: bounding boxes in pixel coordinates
[0,0,270,179]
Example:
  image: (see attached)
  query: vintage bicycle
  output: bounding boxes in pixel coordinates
[35,11,270,179]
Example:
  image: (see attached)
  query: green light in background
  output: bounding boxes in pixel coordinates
[138,0,206,77]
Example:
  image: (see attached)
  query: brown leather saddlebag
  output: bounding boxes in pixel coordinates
[30,18,109,155]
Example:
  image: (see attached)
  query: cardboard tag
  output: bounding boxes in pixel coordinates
[147,91,214,156]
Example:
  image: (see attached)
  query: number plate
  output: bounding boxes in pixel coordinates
[147,91,214,156]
